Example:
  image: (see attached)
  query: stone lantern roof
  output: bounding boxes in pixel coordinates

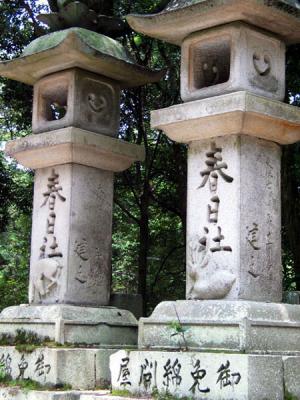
[126,0,300,45]
[0,28,164,88]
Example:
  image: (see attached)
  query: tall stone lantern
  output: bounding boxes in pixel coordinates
[111,1,300,399]
[0,27,162,390]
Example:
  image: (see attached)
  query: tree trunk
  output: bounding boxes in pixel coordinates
[138,185,150,316]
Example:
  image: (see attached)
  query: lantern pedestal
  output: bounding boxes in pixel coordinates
[0,27,163,390]
[112,0,300,396]
[110,94,300,397]
[0,129,142,389]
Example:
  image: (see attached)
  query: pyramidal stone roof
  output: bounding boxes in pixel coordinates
[164,0,300,11]
[0,28,164,88]
[127,0,300,45]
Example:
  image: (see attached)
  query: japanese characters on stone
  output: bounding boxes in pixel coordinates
[188,141,236,300]
[0,351,51,382]
[30,169,66,302]
[116,355,242,395]
[39,169,66,260]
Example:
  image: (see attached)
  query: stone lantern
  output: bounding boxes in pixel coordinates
[111,1,300,399]
[0,27,162,390]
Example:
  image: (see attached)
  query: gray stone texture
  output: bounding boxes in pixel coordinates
[0,305,138,346]
[127,0,300,45]
[151,91,300,145]
[32,69,120,136]
[186,135,281,302]
[110,350,285,399]
[0,390,78,400]
[181,23,285,102]
[0,28,164,87]
[0,346,116,390]
[5,127,145,172]
[138,300,300,353]
[29,164,113,307]
[0,391,135,400]
[283,357,300,399]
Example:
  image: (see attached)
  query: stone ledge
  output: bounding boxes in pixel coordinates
[151,91,300,145]
[0,347,116,390]
[0,390,147,399]
[138,300,300,353]
[0,305,138,346]
[110,350,288,400]
[4,127,145,172]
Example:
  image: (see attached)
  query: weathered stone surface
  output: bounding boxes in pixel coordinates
[111,350,284,399]
[0,346,117,390]
[151,91,300,145]
[0,389,79,400]
[0,28,164,87]
[32,69,120,136]
[5,127,145,172]
[138,300,300,353]
[181,23,285,101]
[28,164,113,306]
[0,390,135,400]
[185,135,282,302]
[283,357,300,399]
[0,305,138,346]
[127,0,300,45]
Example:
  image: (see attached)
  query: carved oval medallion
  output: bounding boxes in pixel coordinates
[253,53,271,76]
[87,93,108,114]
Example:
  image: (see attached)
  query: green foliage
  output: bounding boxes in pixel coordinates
[0,205,32,311]
[0,0,299,316]
[14,329,48,346]
[168,306,189,351]
[0,333,14,346]
[111,389,134,397]
[152,387,193,400]
[169,321,185,335]
[0,364,6,381]
[284,391,298,400]
[0,374,72,391]
[0,329,50,352]
[37,0,127,38]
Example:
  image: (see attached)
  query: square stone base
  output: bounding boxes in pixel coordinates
[0,304,137,346]
[139,300,300,354]
[0,346,118,390]
[110,350,300,399]
[0,389,80,399]
[0,389,136,399]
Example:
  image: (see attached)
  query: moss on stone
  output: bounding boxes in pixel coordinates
[163,0,300,14]
[22,28,134,64]
[284,391,299,400]
[111,389,134,397]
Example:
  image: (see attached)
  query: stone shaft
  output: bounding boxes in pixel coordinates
[187,135,281,302]
[29,164,113,306]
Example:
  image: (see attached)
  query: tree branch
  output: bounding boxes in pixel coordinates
[114,199,140,225]
[18,0,44,37]
[123,171,142,209]
[150,245,185,292]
